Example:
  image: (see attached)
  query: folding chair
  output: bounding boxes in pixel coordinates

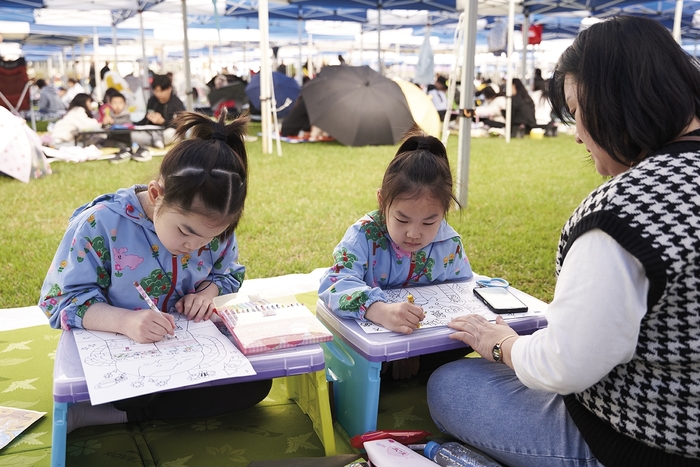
[0,57,35,130]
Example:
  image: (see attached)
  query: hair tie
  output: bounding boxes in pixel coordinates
[416,140,432,151]
[211,130,228,142]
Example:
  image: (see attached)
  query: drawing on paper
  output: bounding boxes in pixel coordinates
[73,313,256,405]
[357,281,541,333]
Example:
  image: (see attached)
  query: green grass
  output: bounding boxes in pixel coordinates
[0,127,603,309]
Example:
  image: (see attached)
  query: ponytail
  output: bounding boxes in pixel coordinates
[158,109,250,239]
[380,130,458,215]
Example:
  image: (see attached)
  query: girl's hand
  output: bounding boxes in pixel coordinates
[124,308,176,343]
[175,294,216,323]
[448,315,517,363]
[102,114,114,125]
[365,301,425,334]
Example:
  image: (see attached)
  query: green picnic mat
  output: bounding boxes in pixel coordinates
[0,296,445,466]
[0,324,60,466]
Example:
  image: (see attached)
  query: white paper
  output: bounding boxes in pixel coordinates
[73,313,256,405]
[357,281,545,333]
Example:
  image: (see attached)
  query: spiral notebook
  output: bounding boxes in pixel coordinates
[216,301,333,355]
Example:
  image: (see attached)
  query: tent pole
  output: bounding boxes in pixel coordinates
[521,14,528,82]
[360,29,364,66]
[456,0,477,209]
[504,0,515,143]
[308,33,314,77]
[80,39,87,89]
[377,6,382,74]
[258,0,272,154]
[139,11,149,101]
[48,57,54,87]
[442,19,461,146]
[93,29,102,100]
[112,25,118,72]
[181,0,194,111]
[673,0,683,43]
[297,18,303,85]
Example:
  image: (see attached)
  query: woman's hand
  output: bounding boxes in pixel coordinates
[365,301,425,334]
[448,315,518,363]
[124,308,176,343]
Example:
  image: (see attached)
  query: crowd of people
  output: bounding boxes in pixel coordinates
[31,15,700,466]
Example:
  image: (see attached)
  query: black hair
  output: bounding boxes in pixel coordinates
[512,78,535,107]
[68,93,93,118]
[151,74,172,91]
[481,86,497,101]
[36,79,47,88]
[103,87,121,103]
[157,109,249,240]
[109,91,125,102]
[380,130,458,216]
[549,16,700,165]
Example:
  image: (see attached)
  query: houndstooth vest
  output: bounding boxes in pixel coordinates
[557,145,700,464]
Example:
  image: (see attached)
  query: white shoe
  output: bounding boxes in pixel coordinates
[153,140,165,149]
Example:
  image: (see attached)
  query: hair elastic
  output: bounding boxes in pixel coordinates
[416,140,432,151]
[211,130,228,141]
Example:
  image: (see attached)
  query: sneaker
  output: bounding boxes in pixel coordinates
[131,147,152,162]
[108,148,131,164]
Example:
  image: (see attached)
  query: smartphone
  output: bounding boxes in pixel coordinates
[473,287,528,314]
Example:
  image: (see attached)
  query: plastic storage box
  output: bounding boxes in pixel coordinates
[52,330,335,467]
[317,286,549,438]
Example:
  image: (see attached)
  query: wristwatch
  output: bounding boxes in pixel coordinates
[492,335,517,363]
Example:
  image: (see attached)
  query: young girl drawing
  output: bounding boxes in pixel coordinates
[318,132,473,379]
[39,110,271,431]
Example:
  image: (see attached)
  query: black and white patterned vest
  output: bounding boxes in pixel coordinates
[556,146,700,464]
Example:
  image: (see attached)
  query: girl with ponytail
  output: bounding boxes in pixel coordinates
[40,110,271,430]
[319,131,474,379]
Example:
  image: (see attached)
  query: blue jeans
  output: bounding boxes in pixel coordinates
[427,358,604,467]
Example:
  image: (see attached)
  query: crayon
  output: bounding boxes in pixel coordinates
[407,294,420,328]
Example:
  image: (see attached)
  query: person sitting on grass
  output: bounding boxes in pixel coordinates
[133,73,185,149]
[318,131,473,379]
[427,16,700,466]
[38,109,271,433]
[98,90,151,163]
[49,93,103,147]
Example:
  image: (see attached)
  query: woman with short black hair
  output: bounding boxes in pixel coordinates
[428,16,700,467]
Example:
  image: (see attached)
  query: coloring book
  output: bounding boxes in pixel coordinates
[357,281,545,333]
[73,312,256,405]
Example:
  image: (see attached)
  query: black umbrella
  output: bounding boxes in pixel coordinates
[300,65,416,146]
[208,81,249,108]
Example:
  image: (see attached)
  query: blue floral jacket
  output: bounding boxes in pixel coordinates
[318,210,473,320]
[39,185,245,330]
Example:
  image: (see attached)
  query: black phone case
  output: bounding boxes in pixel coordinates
[473,287,528,314]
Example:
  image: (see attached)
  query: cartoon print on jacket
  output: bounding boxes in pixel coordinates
[319,210,473,321]
[39,186,246,330]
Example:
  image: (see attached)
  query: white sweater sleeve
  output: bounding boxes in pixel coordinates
[511,229,649,394]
